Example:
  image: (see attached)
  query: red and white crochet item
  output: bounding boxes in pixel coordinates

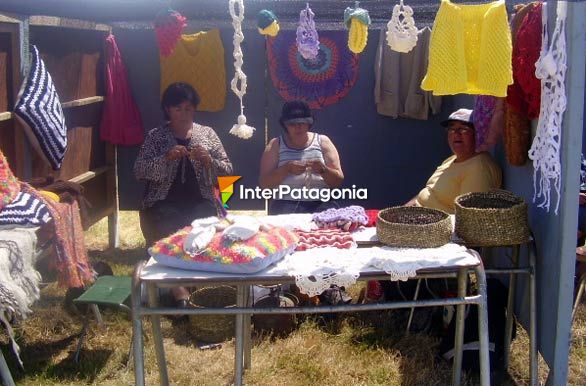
[295,229,356,251]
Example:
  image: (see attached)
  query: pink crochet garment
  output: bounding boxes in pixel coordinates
[473,96,505,152]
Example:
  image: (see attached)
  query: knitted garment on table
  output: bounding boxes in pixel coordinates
[507,2,542,120]
[150,226,298,272]
[421,0,512,97]
[100,34,144,146]
[24,185,94,288]
[0,191,51,227]
[295,229,356,251]
[14,45,67,170]
[267,30,359,109]
[160,29,226,112]
[312,206,368,231]
[0,150,20,211]
[473,96,505,152]
[365,209,379,227]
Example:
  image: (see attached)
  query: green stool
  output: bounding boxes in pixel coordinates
[73,275,132,363]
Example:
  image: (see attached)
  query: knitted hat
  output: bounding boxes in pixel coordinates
[257,10,280,37]
[257,9,277,29]
[441,108,474,127]
[279,100,314,128]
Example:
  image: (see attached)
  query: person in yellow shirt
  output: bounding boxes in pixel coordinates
[406,108,502,213]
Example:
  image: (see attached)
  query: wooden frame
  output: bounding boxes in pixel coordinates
[0,14,118,246]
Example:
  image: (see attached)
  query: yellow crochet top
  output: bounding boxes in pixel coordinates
[160,29,226,112]
[421,0,513,97]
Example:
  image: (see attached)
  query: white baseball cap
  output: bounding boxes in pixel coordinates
[440,108,473,127]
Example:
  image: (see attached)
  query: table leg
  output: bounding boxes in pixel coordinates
[131,265,145,386]
[243,285,252,370]
[451,267,467,386]
[148,284,169,386]
[234,285,246,386]
[475,265,491,386]
[406,279,422,333]
[503,245,519,370]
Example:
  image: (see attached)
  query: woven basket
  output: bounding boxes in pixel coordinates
[188,286,237,343]
[454,190,530,247]
[376,206,452,248]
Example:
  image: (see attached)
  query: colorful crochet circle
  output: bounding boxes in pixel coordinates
[267,30,359,109]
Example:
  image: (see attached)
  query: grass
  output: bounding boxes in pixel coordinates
[1,211,585,385]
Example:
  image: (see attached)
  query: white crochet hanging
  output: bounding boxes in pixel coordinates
[228,0,255,139]
[386,0,418,53]
[528,2,567,214]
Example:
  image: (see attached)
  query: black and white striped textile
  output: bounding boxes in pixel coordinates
[0,192,52,226]
[14,45,67,170]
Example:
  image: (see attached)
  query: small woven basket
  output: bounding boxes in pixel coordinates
[188,286,237,343]
[454,190,530,247]
[376,206,452,248]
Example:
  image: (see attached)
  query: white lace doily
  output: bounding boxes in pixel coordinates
[269,247,361,296]
[268,244,480,295]
[366,244,479,281]
[528,2,567,214]
[386,0,418,53]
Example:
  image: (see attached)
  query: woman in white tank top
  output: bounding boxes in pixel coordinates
[259,100,344,214]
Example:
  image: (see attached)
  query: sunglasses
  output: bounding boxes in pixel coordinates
[446,126,473,134]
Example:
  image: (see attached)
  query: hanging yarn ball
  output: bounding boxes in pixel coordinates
[344,3,371,54]
[257,9,280,37]
[296,3,320,60]
[230,114,256,139]
[386,0,418,53]
[153,8,187,57]
[228,0,256,140]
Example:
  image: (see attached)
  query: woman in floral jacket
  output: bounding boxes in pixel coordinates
[134,82,232,246]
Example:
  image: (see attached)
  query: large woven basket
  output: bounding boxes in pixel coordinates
[188,286,237,343]
[454,190,530,247]
[376,206,452,248]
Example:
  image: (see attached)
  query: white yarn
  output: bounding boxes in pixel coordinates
[228,0,255,139]
[528,2,567,214]
[386,0,418,53]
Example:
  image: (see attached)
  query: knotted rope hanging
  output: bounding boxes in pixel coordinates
[228,0,255,139]
[297,3,320,60]
[386,0,418,53]
[528,2,567,214]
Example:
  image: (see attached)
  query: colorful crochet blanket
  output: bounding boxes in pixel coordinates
[150,226,298,274]
[267,30,359,109]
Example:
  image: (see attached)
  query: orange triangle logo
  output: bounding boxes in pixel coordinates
[217,176,241,192]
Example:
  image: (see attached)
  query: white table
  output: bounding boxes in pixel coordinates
[131,244,491,386]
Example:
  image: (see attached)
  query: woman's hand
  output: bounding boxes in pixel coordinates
[165,145,189,161]
[190,145,212,166]
[580,192,586,206]
[286,161,306,175]
[306,159,326,175]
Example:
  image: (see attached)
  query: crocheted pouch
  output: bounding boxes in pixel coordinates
[150,226,298,274]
